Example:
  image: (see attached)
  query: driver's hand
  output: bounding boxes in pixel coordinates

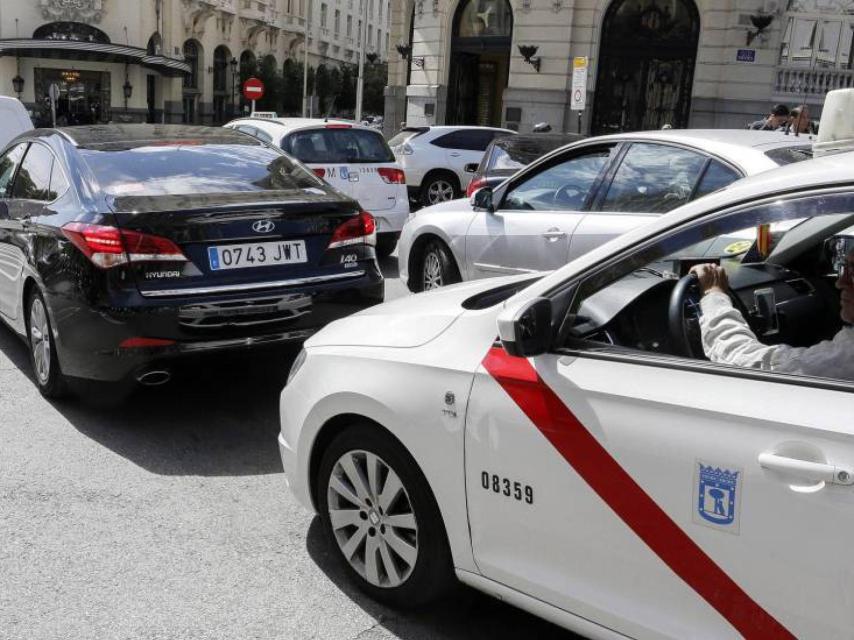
[690,264,729,296]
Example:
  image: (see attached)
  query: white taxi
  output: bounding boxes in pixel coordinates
[279,94,854,638]
[225,117,408,257]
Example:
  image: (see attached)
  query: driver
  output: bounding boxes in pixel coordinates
[690,251,854,381]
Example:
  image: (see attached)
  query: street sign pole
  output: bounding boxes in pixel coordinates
[570,57,588,135]
[302,0,311,117]
[355,0,369,122]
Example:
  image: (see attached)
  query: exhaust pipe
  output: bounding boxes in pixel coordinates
[136,369,172,386]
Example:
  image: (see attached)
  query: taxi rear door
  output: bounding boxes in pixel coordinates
[466,348,853,639]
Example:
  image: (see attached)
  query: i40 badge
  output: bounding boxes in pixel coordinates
[693,460,742,534]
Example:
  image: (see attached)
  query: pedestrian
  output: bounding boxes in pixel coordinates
[747,104,789,130]
[783,105,815,135]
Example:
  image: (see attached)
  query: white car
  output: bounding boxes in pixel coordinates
[398,129,814,292]
[0,96,33,149]
[389,125,515,207]
[226,117,408,257]
[280,141,854,636]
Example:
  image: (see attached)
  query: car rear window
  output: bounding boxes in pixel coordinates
[388,127,427,147]
[488,136,581,171]
[81,143,323,197]
[764,145,814,166]
[285,128,394,164]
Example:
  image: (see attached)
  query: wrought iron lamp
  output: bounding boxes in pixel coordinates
[366,51,379,65]
[12,74,24,99]
[123,77,133,112]
[747,13,773,46]
[518,45,541,73]
[395,43,412,60]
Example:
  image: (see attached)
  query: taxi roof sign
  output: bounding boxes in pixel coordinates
[814,89,854,158]
[252,111,278,119]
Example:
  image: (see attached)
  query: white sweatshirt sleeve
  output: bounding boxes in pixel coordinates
[698,291,854,381]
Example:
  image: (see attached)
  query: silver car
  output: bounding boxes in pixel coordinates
[398,130,814,292]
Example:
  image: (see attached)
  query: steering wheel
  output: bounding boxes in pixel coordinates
[667,274,704,358]
[552,183,587,208]
[668,273,754,358]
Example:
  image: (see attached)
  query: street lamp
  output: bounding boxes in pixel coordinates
[230,56,238,118]
[12,74,24,99]
[123,78,133,111]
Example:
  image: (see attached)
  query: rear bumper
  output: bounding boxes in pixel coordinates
[370,198,410,235]
[48,268,383,383]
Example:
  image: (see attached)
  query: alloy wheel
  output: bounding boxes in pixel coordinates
[29,297,51,385]
[422,250,444,290]
[427,180,455,204]
[327,449,419,589]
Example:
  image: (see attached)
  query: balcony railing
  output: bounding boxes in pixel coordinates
[775,66,854,102]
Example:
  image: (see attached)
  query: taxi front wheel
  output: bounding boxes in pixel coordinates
[317,422,455,608]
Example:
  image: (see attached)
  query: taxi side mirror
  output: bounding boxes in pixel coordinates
[497,296,552,357]
[471,187,494,213]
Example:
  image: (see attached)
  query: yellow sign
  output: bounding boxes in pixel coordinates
[573,56,588,69]
[724,240,753,255]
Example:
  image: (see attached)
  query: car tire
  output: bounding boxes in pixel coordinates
[376,234,398,259]
[26,288,68,399]
[420,172,459,208]
[415,239,460,292]
[317,422,455,609]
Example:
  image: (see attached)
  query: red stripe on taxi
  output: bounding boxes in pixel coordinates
[482,346,795,640]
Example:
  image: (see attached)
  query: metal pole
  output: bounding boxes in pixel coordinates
[355,0,369,122]
[302,0,310,117]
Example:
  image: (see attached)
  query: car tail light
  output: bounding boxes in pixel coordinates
[393,143,414,156]
[466,176,487,198]
[62,223,188,269]
[328,211,376,249]
[377,167,405,184]
[313,168,326,178]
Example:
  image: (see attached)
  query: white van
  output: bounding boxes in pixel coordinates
[0,97,34,150]
[225,117,409,257]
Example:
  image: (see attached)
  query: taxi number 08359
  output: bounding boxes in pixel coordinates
[481,471,534,504]
[208,240,307,271]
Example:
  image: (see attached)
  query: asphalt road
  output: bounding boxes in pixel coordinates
[0,254,579,640]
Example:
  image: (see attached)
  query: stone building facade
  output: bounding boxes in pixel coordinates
[385,0,854,136]
[0,0,390,126]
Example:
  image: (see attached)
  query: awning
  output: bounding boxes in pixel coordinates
[0,39,190,76]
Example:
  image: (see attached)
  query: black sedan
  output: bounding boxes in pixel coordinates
[0,125,383,398]
[464,132,586,197]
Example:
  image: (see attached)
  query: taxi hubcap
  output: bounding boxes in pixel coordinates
[327,450,418,589]
[29,298,51,384]
[422,251,443,290]
[427,180,454,204]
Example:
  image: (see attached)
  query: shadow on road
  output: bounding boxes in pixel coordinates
[305,517,580,640]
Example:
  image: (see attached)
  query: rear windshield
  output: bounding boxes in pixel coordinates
[764,145,814,166]
[284,128,394,164]
[488,136,582,171]
[80,143,323,197]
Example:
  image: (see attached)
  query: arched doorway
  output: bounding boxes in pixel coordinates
[213,45,231,123]
[239,50,257,113]
[447,0,512,126]
[182,39,202,123]
[592,0,700,134]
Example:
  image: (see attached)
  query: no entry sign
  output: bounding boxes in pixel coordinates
[242,77,265,102]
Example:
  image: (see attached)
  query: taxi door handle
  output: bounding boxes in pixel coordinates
[542,228,567,241]
[757,452,854,485]
[449,152,462,157]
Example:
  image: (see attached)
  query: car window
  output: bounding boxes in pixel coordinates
[501,148,612,212]
[765,145,813,166]
[235,125,273,145]
[285,128,394,164]
[80,143,323,196]
[431,130,495,151]
[693,161,741,199]
[12,143,55,201]
[49,158,70,199]
[600,143,708,214]
[0,143,27,198]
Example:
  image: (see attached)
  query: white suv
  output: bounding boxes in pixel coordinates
[225,117,408,257]
[389,125,515,208]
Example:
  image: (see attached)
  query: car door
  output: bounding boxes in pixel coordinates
[0,142,29,319]
[464,145,614,280]
[5,142,67,318]
[568,143,732,260]
[465,192,854,639]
